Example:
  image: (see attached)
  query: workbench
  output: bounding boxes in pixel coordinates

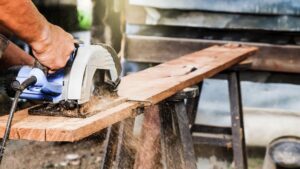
[0,45,256,168]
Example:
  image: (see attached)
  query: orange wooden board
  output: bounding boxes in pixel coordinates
[0,45,257,142]
[118,45,257,103]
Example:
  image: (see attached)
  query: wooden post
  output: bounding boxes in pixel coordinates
[159,87,199,169]
[160,100,198,169]
[160,102,184,169]
[100,125,116,169]
[134,105,162,169]
[100,118,135,169]
[173,101,198,169]
[186,83,203,125]
[115,118,135,169]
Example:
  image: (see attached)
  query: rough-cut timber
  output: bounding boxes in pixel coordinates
[119,44,257,103]
[0,45,257,142]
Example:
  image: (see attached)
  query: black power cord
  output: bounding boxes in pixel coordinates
[0,76,37,163]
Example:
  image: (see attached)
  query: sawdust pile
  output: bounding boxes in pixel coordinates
[63,85,122,118]
[29,85,121,118]
[79,85,120,117]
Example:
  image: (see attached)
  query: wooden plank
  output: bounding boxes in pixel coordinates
[0,45,257,142]
[12,116,68,141]
[125,35,300,73]
[46,102,139,142]
[0,110,28,139]
[120,45,257,103]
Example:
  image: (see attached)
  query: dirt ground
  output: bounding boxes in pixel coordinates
[0,136,265,169]
[195,145,265,169]
[0,133,106,169]
[247,148,265,169]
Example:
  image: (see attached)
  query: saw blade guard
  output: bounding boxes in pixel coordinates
[63,44,121,104]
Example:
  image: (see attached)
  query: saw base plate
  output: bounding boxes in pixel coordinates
[28,103,85,118]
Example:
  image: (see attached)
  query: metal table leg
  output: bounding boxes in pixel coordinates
[228,71,248,169]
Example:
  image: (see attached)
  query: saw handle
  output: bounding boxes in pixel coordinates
[34,60,48,74]
[33,43,79,74]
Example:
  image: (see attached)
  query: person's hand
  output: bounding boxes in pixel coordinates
[30,24,75,72]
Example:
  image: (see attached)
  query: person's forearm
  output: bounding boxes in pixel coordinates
[0,0,50,45]
[0,42,34,70]
[0,25,13,38]
[0,0,74,71]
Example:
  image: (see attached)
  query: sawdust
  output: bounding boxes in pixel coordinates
[78,85,124,117]
[28,85,122,118]
[61,85,124,118]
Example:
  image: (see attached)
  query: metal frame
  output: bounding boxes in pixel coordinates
[228,71,248,169]
[190,72,248,169]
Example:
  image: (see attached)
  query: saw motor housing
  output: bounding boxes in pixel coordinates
[15,44,121,105]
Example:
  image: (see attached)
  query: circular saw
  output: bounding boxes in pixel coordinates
[14,43,122,116]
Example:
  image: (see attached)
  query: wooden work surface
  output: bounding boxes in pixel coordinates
[0,45,257,142]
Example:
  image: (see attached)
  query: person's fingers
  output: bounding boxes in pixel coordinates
[31,24,76,71]
[48,69,56,74]
[73,39,80,44]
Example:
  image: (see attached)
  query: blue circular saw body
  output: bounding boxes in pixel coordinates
[16,66,64,103]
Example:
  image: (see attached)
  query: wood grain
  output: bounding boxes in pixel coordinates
[0,45,257,142]
[119,45,257,103]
